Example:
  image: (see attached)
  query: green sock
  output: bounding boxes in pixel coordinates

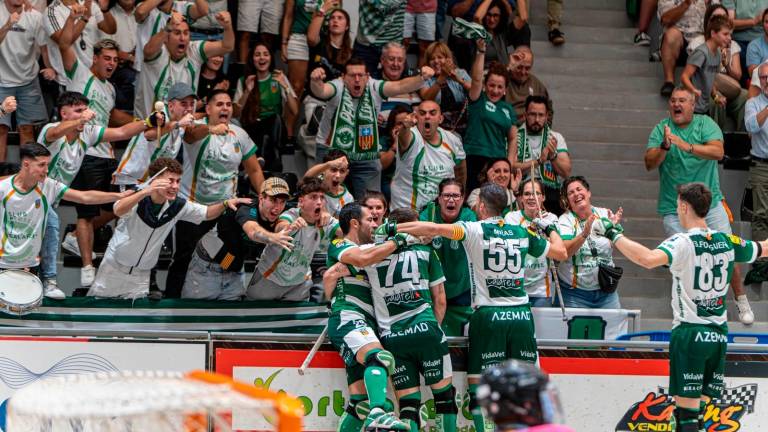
[400,392,421,432]
[698,400,707,430]
[363,358,388,409]
[432,384,457,432]
[337,394,366,432]
[676,406,700,432]
[468,384,484,432]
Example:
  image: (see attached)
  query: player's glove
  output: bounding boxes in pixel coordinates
[593,217,624,243]
[374,219,398,244]
[531,214,558,236]
[393,233,421,250]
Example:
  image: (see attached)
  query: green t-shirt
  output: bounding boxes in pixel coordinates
[290,0,314,34]
[326,238,376,321]
[646,115,724,215]
[237,75,283,119]
[419,203,477,301]
[464,92,516,158]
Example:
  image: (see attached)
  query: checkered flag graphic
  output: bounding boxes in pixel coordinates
[658,384,758,414]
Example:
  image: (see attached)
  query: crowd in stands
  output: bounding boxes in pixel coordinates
[0,0,764,327]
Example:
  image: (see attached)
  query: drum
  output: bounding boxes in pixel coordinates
[0,270,44,315]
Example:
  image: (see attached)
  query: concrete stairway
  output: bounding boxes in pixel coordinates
[528,0,768,331]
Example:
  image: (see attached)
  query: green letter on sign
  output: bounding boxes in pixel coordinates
[567,316,607,340]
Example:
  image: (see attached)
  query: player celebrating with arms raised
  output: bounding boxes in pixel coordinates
[600,182,768,432]
[397,183,567,432]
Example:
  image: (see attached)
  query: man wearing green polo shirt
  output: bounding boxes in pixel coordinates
[419,178,476,336]
[645,86,754,325]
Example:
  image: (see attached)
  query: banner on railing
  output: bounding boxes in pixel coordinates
[532,307,636,340]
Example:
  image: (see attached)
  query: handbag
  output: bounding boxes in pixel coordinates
[586,233,623,294]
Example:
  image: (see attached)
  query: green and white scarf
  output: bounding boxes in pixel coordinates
[518,125,560,189]
[329,84,379,161]
[451,17,491,42]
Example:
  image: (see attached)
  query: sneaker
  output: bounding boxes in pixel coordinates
[81,265,96,287]
[649,49,661,62]
[364,407,410,431]
[43,280,66,300]
[61,233,81,257]
[548,29,565,46]
[660,81,675,97]
[147,288,164,300]
[634,32,651,46]
[736,296,754,325]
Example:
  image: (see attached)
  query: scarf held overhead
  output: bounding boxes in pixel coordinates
[329,83,379,161]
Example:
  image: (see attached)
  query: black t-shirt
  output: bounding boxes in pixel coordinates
[197,70,229,105]
[197,198,276,271]
[308,39,344,98]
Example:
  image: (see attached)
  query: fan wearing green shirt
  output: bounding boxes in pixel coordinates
[419,178,477,336]
[645,86,754,325]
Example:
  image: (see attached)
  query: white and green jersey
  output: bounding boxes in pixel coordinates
[390,127,465,211]
[327,238,375,322]
[657,228,758,328]
[256,208,340,286]
[180,123,257,205]
[65,60,116,159]
[363,244,445,337]
[37,123,105,186]
[504,210,557,299]
[325,185,353,217]
[114,128,184,185]
[557,207,615,291]
[0,176,68,268]
[135,40,207,118]
[134,0,194,73]
[457,217,549,307]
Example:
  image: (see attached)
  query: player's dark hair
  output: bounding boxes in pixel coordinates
[478,183,508,216]
[524,95,549,112]
[344,57,368,74]
[20,143,51,161]
[338,202,364,235]
[389,207,418,223]
[56,91,90,116]
[148,157,182,177]
[297,176,325,197]
[677,182,711,218]
[323,149,349,164]
[560,176,590,211]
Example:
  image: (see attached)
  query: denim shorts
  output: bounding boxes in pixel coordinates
[0,80,48,127]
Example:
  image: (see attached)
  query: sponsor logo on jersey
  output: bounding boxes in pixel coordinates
[384,290,422,305]
[728,234,746,247]
[491,310,531,321]
[481,351,505,360]
[694,331,728,343]
[388,321,430,337]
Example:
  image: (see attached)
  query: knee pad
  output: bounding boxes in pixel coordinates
[468,391,479,412]
[399,394,422,427]
[349,399,369,420]
[364,349,395,376]
[433,386,458,414]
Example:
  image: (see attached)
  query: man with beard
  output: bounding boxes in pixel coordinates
[136,10,234,119]
[646,87,754,325]
[182,177,294,300]
[505,46,549,124]
[322,202,413,432]
[164,89,265,298]
[247,176,341,301]
[419,178,477,336]
[511,96,571,215]
[390,100,466,211]
[311,58,435,199]
[88,158,250,299]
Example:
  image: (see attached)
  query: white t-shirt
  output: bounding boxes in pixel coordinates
[38,123,105,186]
[135,40,207,118]
[557,208,615,291]
[179,122,257,205]
[0,7,46,86]
[256,207,340,286]
[504,210,557,299]
[316,78,387,148]
[390,127,465,211]
[64,60,116,159]
[324,185,353,217]
[134,0,193,73]
[100,4,136,55]
[0,176,68,269]
[114,128,184,185]
[43,0,105,86]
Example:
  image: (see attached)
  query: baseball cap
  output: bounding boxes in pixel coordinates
[167,83,197,101]
[260,177,290,197]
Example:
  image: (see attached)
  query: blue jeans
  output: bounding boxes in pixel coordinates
[557,276,621,309]
[0,79,48,127]
[316,144,382,200]
[662,200,732,236]
[181,253,245,300]
[529,296,552,308]
[40,207,59,282]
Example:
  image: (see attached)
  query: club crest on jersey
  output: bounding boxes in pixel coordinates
[34,199,40,209]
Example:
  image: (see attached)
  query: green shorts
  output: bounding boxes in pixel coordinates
[380,319,452,390]
[669,323,727,399]
[441,305,473,336]
[467,305,538,378]
[328,311,380,385]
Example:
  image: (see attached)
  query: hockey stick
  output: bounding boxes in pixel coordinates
[298,325,328,375]
[529,163,568,321]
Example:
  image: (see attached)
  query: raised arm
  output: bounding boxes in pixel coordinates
[64,187,131,205]
[398,221,458,239]
[134,0,164,23]
[469,39,486,101]
[189,0,209,20]
[57,5,87,73]
[143,21,168,62]
[243,223,294,251]
[473,0,493,23]
[205,197,251,220]
[613,236,669,269]
[95,0,117,34]
[381,66,434,98]
[202,11,235,58]
[102,112,163,142]
[309,67,335,100]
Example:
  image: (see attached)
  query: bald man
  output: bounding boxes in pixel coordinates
[390,100,467,211]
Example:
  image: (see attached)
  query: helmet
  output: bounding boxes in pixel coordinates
[477,360,564,429]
